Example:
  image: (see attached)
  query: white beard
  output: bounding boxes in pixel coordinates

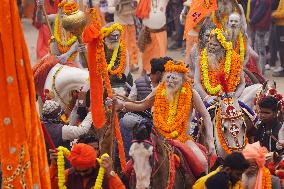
[227,27,240,43]
[165,87,178,103]
[242,173,257,189]
[207,52,220,70]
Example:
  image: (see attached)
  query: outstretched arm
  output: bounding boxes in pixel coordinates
[62,112,92,140]
[115,91,155,112]
[192,89,215,154]
[234,70,245,98]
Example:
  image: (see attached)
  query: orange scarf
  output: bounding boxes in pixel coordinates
[136,0,151,19]
[0,0,51,188]
[242,142,269,189]
[82,12,126,171]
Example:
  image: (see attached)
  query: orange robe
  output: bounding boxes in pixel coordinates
[0,0,51,188]
[142,30,167,72]
[121,25,139,66]
[50,164,126,189]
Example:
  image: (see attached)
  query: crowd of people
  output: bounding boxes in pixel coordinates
[1,0,284,188]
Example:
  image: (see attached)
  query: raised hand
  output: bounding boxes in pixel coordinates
[36,0,44,7]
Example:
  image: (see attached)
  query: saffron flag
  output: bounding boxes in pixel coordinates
[184,0,217,39]
[0,0,51,188]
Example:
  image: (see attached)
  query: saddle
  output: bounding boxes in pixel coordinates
[124,120,217,187]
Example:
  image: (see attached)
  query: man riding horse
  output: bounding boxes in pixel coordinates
[194,28,244,104]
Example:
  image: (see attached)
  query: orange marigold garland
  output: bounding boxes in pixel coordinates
[200,51,242,95]
[262,167,272,189]
[83,14,126,171]
[153,81,192,143]
[63,2,79,15]
[215,107,248,154]
[234,33,246,64]
[164,60,188,74]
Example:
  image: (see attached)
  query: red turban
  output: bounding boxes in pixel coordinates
[68,143,97,168]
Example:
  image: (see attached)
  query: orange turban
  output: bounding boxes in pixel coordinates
[242,142,268,189]
[68,143,97,168]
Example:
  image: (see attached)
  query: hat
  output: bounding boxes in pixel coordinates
[68,143,97,168]
[42,100,63,119]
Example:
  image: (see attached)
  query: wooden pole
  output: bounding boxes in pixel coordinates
[40,4,53,38]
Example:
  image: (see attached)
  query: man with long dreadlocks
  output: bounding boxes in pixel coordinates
[193,28,244,104]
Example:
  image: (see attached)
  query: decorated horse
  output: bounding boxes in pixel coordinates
[208,95,256,158]
[124,120,217,189]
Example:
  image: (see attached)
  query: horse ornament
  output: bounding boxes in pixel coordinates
[200,93,257,159]
[125,119,216,189]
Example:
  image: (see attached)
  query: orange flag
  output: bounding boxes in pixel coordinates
[184,0,217,39]
[0,0,51,188]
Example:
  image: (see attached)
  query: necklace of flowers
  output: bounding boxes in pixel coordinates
[215,107,248,155]
[262,167,272,189]
[57,146,110,189]
[88,9,126,171]
[238,32,245,63]
[153,81,192,143]
[54,15,77,48]
[201,28,233,95]
[107,40,127,78]
[57,146,71,189]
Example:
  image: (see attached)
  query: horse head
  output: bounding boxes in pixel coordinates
[129,120,154,189]
[215,95,247,156]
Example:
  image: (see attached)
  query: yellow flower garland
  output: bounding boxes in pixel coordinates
[167,89,181,125]
[101,23,123,38]
[201,28,233,95]
[57,146,71,189]
[239,33,245,63]
[93,153,110,189]
[54,15,77,47]
[57,147,110,189]
[107,45,119,71]
[201,48,232,95]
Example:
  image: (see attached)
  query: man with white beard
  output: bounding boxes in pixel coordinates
[194,28,245,103]
[114,60,216,176]
[242,142,281,189]
[226,12,260,70]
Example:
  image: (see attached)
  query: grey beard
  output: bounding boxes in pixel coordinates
[207,51,224,69]
[227,27,240,43]
[165,87,180,103]
[242,173,257,189]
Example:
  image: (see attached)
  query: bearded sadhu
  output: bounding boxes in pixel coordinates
[194,28,245,104]
[225,12,261,72]
[114,60,216,175]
